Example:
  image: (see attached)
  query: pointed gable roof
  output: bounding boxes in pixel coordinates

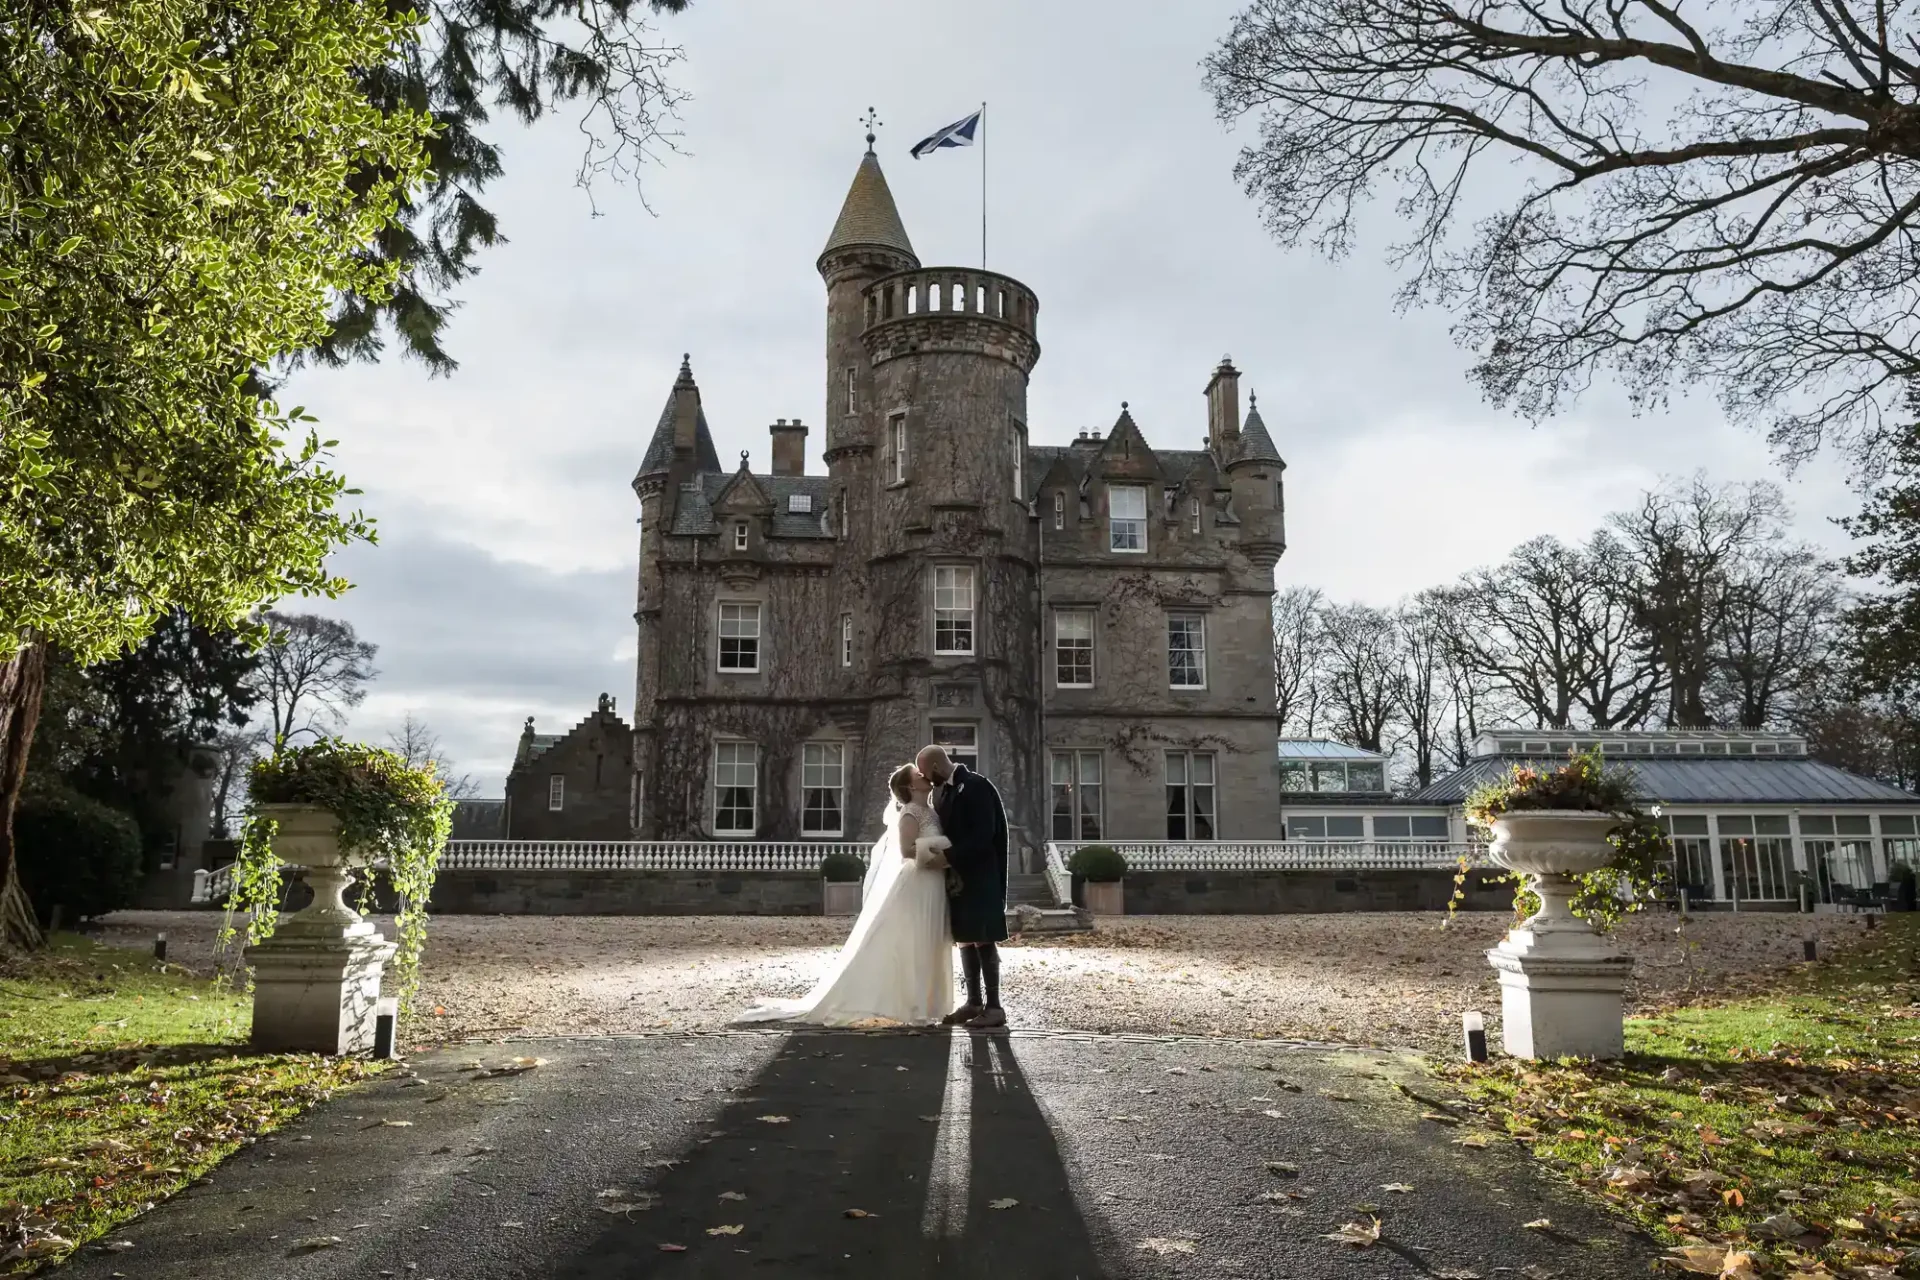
[821,148,917,262]
[1092,403,1163,482]
[636,356,722,477]
[712,453,773,514]
[1229,393,1286,468]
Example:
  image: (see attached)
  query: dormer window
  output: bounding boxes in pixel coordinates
[732,521,749,551]
[1109,485,1147,552]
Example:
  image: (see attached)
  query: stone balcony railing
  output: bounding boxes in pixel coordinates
[862,266,1038,337]
[1048,840,1490,872]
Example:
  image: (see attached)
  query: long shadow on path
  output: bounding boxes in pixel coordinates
[558,1030,1107,1279]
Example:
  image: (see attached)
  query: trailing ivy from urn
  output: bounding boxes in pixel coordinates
[219,739,453,1009]
[1447,750,1669,932]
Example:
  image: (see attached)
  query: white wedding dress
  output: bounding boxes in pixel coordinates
[739,800,954,1026]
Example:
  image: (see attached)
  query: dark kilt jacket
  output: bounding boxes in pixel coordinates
[934,764,1009,944]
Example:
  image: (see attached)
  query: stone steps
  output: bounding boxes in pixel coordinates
[1006,905,1093,935]
[1006,873,1058,906]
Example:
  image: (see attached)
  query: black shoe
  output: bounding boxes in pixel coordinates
[941,1003,984,1026]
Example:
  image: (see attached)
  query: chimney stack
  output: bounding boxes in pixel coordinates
[1204,355,1241,456]
[671,354,700,459]
[769,418,808,476]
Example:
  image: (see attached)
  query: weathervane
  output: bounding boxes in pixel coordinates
[861,106,881,151]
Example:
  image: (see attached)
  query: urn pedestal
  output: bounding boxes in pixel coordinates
[246,805,397,1055]
[1484,811,1632,1061]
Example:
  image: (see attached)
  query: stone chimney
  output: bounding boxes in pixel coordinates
[1204,356,1241,456]
[671,354,701,459]
[769,418,808,477]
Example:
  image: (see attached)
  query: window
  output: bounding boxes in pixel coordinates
[1190,498,1201,534]
[801,743,845,836]
[1011,419,1024,499]
[1165,751,1216,840]
[788,493,812,514]
[933,565,974,655]
[713,742,757,835]
[1054,610,1093,687]
[889,413,907,483]
[1288,815,1325,839]
[1053,492,1064,530]
[1716,814,1792,901]
[1050,751,1103,840]
[1346,762,1385,792]
[717,601,760,672]
[1374,815,1410,839]
[631,773,643,832]
[840,493,849,537]
[548,774,565,811]
[1279,762,1311,791]
[1168,614,1206,688]
[932,723,977,771]
[840,613,853,667]
[1292,814,1374,840]
[732,521,749,551]
[1109,485,1146,551]
[845,367,857,413]
[1311,763,1345,792]
[1410,815,1450,839]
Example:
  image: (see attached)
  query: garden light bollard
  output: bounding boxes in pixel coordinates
[153,931,167,962]
[1804,936,1818,962]
[1461,1010,1488,1063]
[372,998,398,1060]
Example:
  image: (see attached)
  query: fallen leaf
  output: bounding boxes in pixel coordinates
[1522,1218,1551,1230]
[718,1191,746,1202]
[1324,1218,1382,1247]
[291,1236,344,1252]
[1434,1270,1482,1280]
[1421,1111,1462,1125]
[1264,1161,1299,1177]
[1262,1109,1286,1119]
[706,1224,743,1236]
[595,1189,657,1214]
[658,1243,687,1252]
[843,1208,874,1219]
[1381,1182,1414,1193]
[1138,1238,1199,1255]
[1751,1212,1807,1241]
[1453,1133,1492,1148]
[988,1198,1018,1210]
[757,1115,790,1125]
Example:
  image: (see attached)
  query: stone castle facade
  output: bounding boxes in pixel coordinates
[509,145,1286,854]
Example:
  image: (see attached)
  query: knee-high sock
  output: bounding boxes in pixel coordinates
[978,942,1001,1009]
[961,945,983,1007]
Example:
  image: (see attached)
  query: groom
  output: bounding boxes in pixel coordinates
[916,744,1010,1030]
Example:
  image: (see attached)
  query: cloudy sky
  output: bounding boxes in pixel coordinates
[280,0,1864,791]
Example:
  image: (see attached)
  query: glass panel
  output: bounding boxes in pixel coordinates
[1886,839,1920,871]
[1671,838,1714,897]
[1078,753,1103,839]
[1191,764,1215,839]
[1168,616,1205,687]
[1165,752,1186,785]
[1373,815,1412,839]
[934,566,974,654]
[1311,763,1347,792]
[1346,763,1385,792]
[1288,816,1326,839]
[1326,816,1363,839]
[1798,815,1835,835]
[718,602,760,670]
[1717,815,1754,835]
[1882,815,1918,835]
[1755,815,1791,836]
[1110,486,1147,551]
[1193,755,1214,785]
[714,742,756,833]
[1051,751,1073,840]
[1279,763,1312,791]
[1410,816,1451,838]
[801,743,843,835]
[1670,815,1709,835]
[1055,610,1094,685]
[1837,815,1873,835]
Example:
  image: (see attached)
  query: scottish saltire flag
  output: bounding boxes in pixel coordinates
[910,110,981,158]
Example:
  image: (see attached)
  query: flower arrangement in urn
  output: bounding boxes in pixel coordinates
[221,739,453,1007]
[1460,750,1666,931]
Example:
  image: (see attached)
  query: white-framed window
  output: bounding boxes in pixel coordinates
[548,774,565,811]
[1011,418,1024,499]
[732,520,749,551]
[889,412,907,483]
[713,742,757,835]
[1168,613,1206,688]
[1054,609,1093,687]
[1051,750,1103,840]
[717,601,761,673]
[932,723,978,772]
[1109,485,1146,552]
[1190,498,1201,534]
[840,613,853,667]
[1052,491,1064,530]
[933,565,975,655]
[801,743,845,836]
[788,493,812,514]
[846,367,857,413]
[1165,751,1216,840]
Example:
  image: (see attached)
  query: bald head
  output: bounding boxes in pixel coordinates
[915,744,952,783]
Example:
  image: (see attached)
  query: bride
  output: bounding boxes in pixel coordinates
[739,763,954,1026]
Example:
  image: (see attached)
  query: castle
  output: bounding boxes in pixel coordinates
[504,143,1287,854]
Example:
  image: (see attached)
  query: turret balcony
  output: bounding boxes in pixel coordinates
[861,267,1041,372]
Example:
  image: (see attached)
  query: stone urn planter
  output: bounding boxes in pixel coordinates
[1083,879,1124,917]
[246,804,396,1056]
[1484,810,1633,1060]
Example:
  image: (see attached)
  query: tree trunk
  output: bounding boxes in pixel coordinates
[0,641,48,952]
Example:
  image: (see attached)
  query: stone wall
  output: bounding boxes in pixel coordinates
[1115,868,1514,914]
[506,708,633,841]
[430,868,823,916]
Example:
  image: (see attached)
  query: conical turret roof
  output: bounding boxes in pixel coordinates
[821,148,917,263]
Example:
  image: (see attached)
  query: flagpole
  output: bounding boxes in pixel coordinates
[980,101,988,270]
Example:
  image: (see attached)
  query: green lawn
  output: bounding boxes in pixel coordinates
[0,935,387,1273]
[1440,915,1920,1278]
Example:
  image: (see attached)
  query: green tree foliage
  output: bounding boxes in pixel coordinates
[1842,421,1920,703]
[312,0,693,374]
[14,782,144,925]
[0,0,436,947]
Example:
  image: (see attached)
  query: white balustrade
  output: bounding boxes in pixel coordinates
[436,840,872,872]
[1044,843,1072,906]
[1050,841,1488,872]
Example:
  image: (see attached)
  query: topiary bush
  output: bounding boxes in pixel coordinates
[14,782,144,924]
[819,852,866,883]
[1068,845,1127,882]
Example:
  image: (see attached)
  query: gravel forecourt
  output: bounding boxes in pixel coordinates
[95,908,1864,1052]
